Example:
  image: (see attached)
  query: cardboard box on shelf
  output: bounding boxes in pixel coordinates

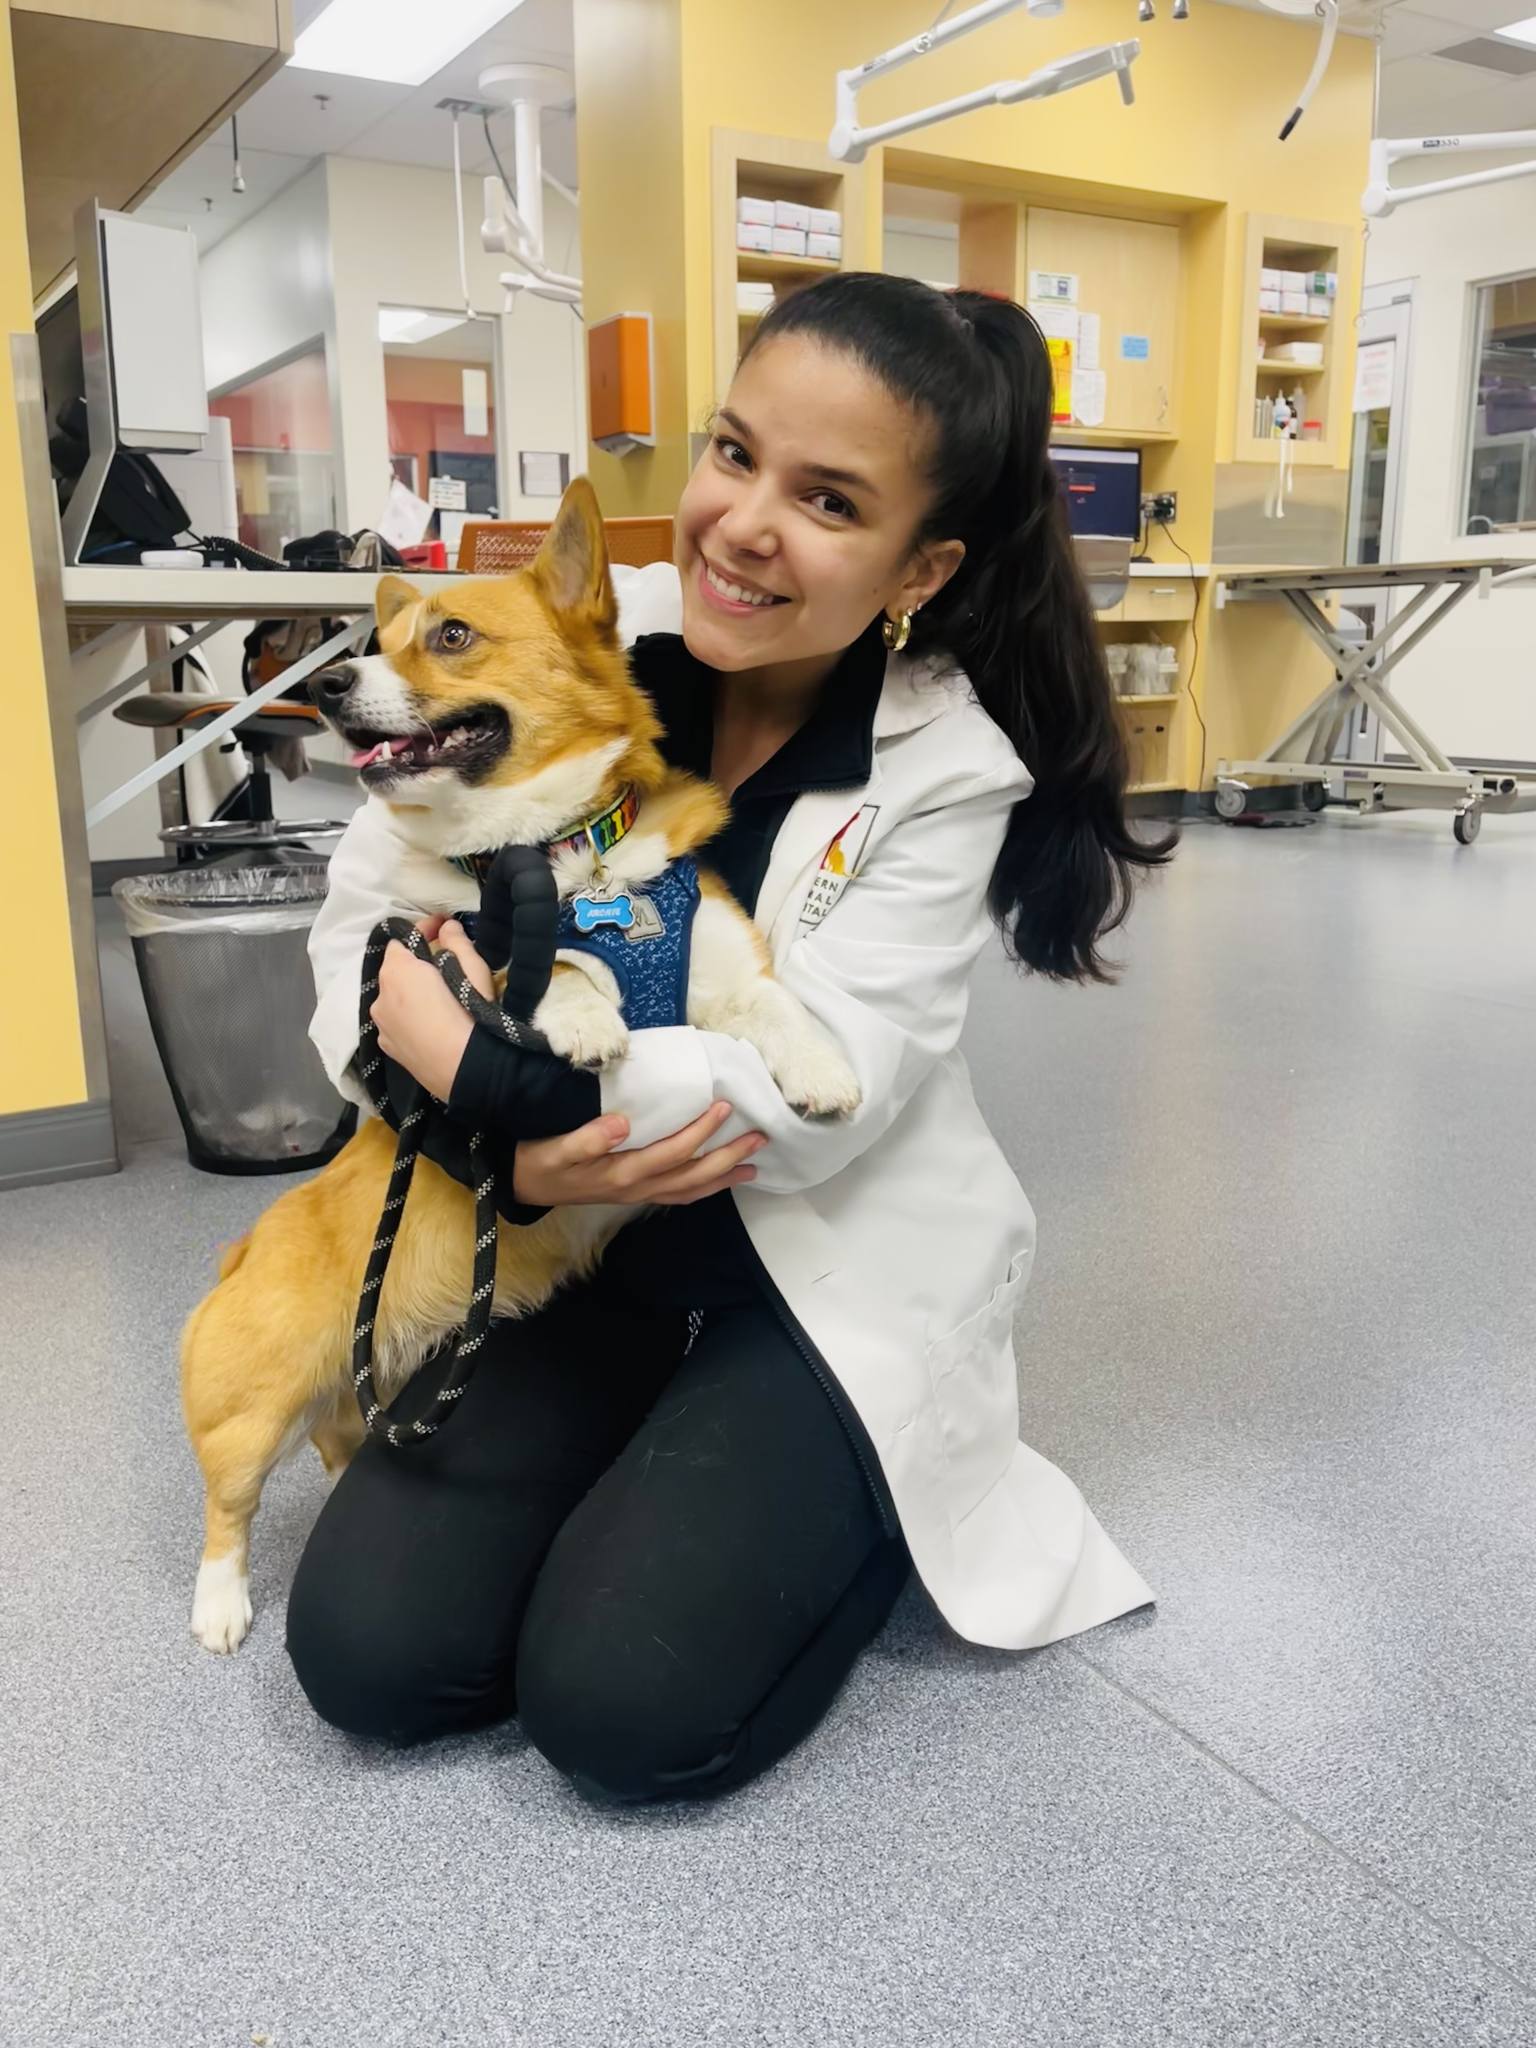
[809,207,841,235]
[773,200,812,232]
[807,232,842,260]
[1259,288,1282,313]
[736,221,774,254]
[771,226,808,256]
[737,195,774,227]
[1279,291,1308,316]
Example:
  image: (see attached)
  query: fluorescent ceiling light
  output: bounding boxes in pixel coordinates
[378,308,464,344]
[292,0,521,88]
[1497,14,1536,49]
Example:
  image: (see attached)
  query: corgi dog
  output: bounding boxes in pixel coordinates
[180,478,859,1654]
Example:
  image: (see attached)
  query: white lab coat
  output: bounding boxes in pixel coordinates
[307,564,1153,1649]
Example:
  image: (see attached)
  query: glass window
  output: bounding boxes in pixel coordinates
[1465,275,1536,535]
[380,308,500,551]
[209,346,338,557]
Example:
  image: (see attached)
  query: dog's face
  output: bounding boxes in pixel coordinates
[311,478,662,853]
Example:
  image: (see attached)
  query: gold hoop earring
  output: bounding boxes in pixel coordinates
[882,609,913,654]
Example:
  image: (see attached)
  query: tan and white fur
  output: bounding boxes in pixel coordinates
[180,479,858,1653]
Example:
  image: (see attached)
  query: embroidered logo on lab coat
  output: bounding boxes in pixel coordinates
[799,804,880,926]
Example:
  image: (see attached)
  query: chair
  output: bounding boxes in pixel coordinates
[456,515,674,575]
[113,697,351,858]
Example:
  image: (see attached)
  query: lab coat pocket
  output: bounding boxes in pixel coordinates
[925,1253,1029,1522]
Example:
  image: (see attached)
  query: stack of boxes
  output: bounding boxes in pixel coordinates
[737,194,843,262]
[1257,266,1337,319]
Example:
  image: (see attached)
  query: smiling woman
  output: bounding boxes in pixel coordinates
[296,272,1167,1809]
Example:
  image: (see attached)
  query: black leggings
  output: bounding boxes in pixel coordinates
[285,1280,912,1803]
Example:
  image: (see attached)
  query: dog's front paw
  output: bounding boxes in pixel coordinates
[767,1036,862,1120]
[191,1556,252,1655]
[534,979,631,1070]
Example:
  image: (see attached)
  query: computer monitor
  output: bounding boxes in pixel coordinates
[1049,444,1142,542]
[55,201,210,563]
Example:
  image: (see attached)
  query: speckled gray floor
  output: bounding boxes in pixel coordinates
[4,810,1535,2047]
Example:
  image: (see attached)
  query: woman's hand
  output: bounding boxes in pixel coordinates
[370,919,485,1101]
[514,1101,765,1209]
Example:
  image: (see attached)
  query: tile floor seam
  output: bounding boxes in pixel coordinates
[1067,1644,1536,2007]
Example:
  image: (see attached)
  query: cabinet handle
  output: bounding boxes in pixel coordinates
[1151,585,1177,596]
[1156,383,1169,422]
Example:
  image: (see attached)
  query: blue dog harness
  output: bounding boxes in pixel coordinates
[554,857,700,1031]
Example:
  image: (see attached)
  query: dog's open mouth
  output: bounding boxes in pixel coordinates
[341,706,509,785]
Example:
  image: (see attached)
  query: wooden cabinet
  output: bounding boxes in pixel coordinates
[1026,207,1180,439]
[710,129,869,406]
[12,0,291,300]
[1235,211,1359,470]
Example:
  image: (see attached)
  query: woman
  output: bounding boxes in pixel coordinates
[291,273,1170,1804]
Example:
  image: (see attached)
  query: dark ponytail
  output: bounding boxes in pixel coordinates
[741,273,1174,983]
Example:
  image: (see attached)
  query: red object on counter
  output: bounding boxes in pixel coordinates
[399,541,448,570]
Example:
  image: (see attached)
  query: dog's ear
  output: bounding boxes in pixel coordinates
[374,575,420,634]
[530,477,617,637]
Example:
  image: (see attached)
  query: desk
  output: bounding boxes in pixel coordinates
[64,567,462,831]
[1212,560,1536,844]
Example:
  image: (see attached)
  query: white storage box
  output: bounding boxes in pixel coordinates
[807,232,842,261]
[809,207,841,235]
[1280,291,1308,316]
[773,200,811,232]
[737,221,773,254]
[737,195,774,227]
[1267,340,1324,366]
[771,225,808,256]
[1259,288,1281,314]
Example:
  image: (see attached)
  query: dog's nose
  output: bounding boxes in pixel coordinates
[309,662,358,713]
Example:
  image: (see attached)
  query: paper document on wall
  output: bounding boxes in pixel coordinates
[379,475,434,550]
[1071,368,1107,428]
[429,476,468,511]
[462,368,489,438]
[1047,338,1073,425]
[1077,312,1101,371]
[1029,302,1079,344]
[1352,339,1395,413]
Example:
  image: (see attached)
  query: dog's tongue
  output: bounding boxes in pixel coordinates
[351,735,416,770]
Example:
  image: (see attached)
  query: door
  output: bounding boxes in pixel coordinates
[1025,208,1180,436]
[1341,283,1414,762]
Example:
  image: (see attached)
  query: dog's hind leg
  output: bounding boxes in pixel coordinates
[310,1403,365,1479]
[187,1406,305,1655]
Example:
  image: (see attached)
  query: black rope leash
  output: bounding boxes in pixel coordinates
[349,847,558,1447]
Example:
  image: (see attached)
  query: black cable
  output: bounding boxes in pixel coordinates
[483,114,516,209]
[1155,518,1207,795]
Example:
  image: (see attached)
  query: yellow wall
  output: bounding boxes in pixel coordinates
[0,1,88,1116]
[573,0,694,518]
[676,0,1373,454]
[574,0,1377,793]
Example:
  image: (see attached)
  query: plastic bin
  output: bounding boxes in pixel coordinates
[113,865,356,1175]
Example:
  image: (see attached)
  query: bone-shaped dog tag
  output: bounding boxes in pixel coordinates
[572,888,635,934]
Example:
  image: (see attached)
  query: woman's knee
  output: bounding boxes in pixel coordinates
[285,1550,508,1745]
[515,1603,737,1804]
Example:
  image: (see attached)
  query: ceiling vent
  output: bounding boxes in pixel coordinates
[1436,37,1536,76]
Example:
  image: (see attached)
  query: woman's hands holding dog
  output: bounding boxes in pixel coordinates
[376,917,764,1206]
[371,924,479,1101]
[513,1101,764,1210]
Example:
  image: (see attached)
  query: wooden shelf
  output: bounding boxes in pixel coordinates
[1257,313,1331,332]
[1257,359,1325,376]
[1052,427,1178,450]
[736,250,840,284]
[1115,693,1180,705]
[1128,779,1183,795]
[14,0,290,301]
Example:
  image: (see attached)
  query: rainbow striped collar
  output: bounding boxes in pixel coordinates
[447,785,640,888]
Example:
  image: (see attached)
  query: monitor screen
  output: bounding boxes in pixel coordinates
[1049,444,1142,542]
